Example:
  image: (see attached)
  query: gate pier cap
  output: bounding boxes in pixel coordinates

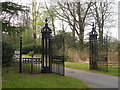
[89,23,98,36]
[41,19,52,33]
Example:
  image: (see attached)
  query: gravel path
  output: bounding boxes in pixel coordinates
[65,67,119,88]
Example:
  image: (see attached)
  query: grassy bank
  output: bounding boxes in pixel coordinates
[65,62,119,77]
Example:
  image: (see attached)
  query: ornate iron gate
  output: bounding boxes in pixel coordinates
[22,58,42,74]
[89,23,108,72]
[41,19,64,75]
[41,19,52,73]
[97,37,108,72]
[51,36,65,76]
[19,19,64,75]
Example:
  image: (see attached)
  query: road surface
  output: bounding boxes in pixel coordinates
[65,68,119,88]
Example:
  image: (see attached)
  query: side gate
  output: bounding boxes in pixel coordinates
[51,36,65,76]
[22,58,42,74]
[19,31,42,74]
[97,37,108,72]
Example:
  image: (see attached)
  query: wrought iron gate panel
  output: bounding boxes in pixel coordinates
[51,36,64,76]
[97,37,108,72]
[22,58,42,74]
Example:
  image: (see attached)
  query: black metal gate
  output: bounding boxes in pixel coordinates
[19,19,64,75]
[41,19,52,73]
[97,37,108,72]
[41,19,64,75]
[89,23,108,72]
[51,36,65,76]
[22,58,42,74]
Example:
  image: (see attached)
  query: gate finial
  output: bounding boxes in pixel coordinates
[92,22,94,28]
[89,22,97,35]
[45,18,48,23]
[45,18,48,27]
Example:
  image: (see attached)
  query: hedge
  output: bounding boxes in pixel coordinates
[22,44,42,54]
[2,41,15,67]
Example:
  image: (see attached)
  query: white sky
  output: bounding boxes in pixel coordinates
[1,0,119,40]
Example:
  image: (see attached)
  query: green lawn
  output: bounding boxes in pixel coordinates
[22,63,41,74]
[22,54,41,58]
[2,64,89,88]
[65,62,89,71]
[65,62,119,77]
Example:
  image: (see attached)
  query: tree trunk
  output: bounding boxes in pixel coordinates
[77,2,84,45]
[52,18,55,35]
[99,29,103,40]
[72,20,76,42]
[32,0,36,44]
[79,27,84,45]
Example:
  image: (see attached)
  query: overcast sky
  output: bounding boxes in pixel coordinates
[1,0,119,40]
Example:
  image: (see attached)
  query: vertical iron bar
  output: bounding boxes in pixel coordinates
[106,37,108,72]
[46,38,47,67]
[37,59,38,74]
[49,38,52,72]
[40,58,41,73]
[42,34,44,68]
[31,57,33,74]
[58,63,59,74]
[19,33,22,73]
[63,37,65,76]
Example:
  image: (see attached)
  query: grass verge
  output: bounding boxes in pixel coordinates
[65,62,119,77]
[2,63,89,88]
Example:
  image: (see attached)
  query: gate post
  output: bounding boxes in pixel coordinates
[41,19,52,73]
[19,31,22,73]
[89,23,98,70]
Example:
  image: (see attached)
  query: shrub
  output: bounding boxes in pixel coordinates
[22,44,42,54]
[64,51,69,61]
[2,41,15,67]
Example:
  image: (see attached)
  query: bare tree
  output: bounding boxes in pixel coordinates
[54,2,93,45]
[32,0,37,43]
[44,2,56,35]
[91,2,117,40]
[31,0,45,43]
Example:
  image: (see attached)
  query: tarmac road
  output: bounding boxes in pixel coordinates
[65,68,119,88]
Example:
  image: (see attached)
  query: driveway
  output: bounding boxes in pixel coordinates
[65,68,119,88]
